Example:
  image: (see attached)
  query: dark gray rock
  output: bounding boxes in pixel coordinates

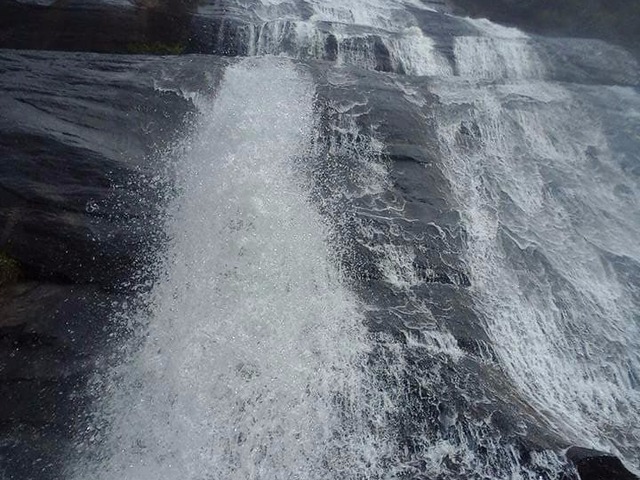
[567,447,639,480]
[0,282,122,480]
[0,51,211,288]
[0,52,227,479]
[0,0,196,54]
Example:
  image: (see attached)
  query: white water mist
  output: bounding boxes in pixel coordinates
[73,57,392,480]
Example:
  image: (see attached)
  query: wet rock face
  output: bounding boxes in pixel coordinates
[0,282,119,480]
[0,0,198,53]
[0,0,249,55]
[0,52,226,480]
[567,447,639,480]
[0,52,202,288]
[447,0,640,55]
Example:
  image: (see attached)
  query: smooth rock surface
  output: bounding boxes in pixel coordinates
[0,52,227,479]
[567,447,639,480]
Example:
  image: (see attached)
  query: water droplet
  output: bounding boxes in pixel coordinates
[85,200,99,213]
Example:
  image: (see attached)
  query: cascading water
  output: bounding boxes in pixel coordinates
[65,1,640,479]
[434,17,640,474]
[72,58,398,480]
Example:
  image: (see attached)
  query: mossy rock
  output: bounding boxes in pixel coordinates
[0,251,22,287]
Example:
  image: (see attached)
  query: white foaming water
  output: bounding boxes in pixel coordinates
[248,0,440,30]
[306,102,558,479]
[436,30,640,473]
[73,57,393,480]
[389,27,453,76]
[454,18,544,80]
[244,0,451,76]
[305,0,428,29]
[247,19,450,76]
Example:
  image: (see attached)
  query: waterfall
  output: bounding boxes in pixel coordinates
[61,1,640,479]
[72,57,399,480]
[435,18,640,472]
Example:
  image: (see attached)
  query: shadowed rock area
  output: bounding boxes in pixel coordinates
[0,0,200,54]
[0,51,227,479]
[567,447,639,480]
[0,282,119,479]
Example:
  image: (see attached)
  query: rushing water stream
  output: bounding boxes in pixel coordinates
[2,0,637,479]
[73,57,395,480]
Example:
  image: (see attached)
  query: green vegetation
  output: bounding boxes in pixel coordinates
[127,42,186,55]
[0,251,22,287]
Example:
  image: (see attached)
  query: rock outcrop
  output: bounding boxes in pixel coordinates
[567,447,639,480]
